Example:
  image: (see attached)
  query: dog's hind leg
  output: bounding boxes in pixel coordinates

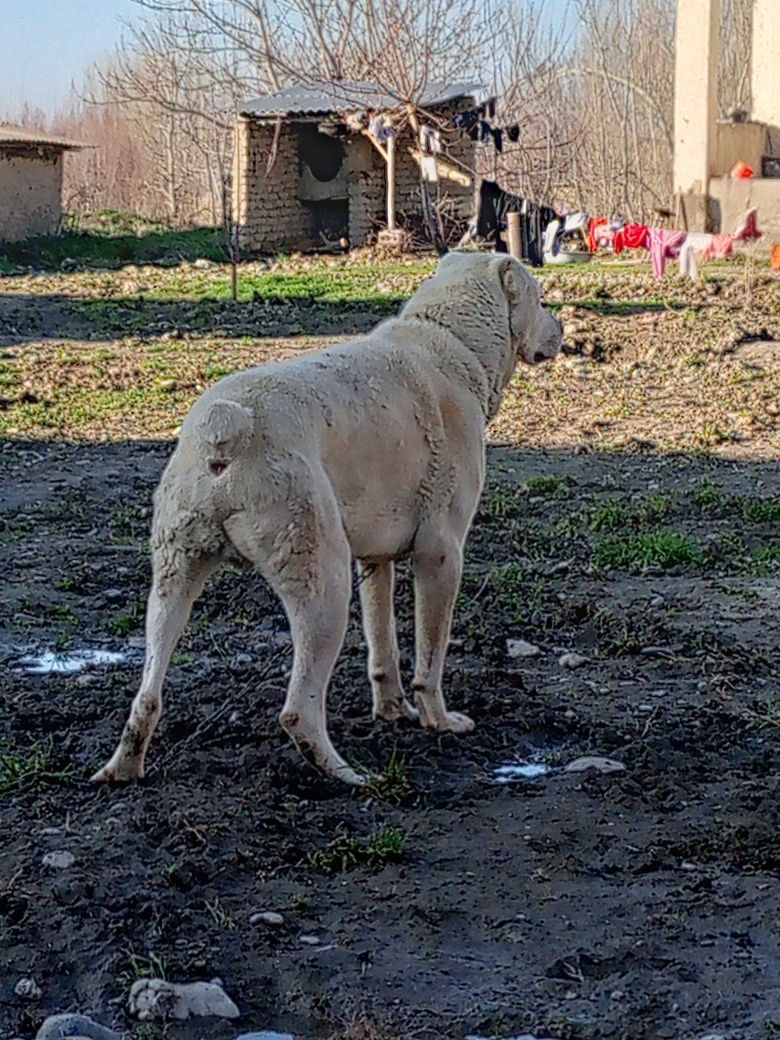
[225,482,365,787]
[358,560,418,723]
[91,550,218,782]
[411,531,474,735]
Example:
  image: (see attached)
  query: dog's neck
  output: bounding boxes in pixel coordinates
[401,289,516,420]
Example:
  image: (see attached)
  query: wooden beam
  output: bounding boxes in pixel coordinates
[386,134,397,231]
[361,129,388,162]
[507,212,522,259]
[407,148,472,188]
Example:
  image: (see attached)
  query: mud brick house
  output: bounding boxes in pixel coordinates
[674,0,780,245]
[0,123,85,243]
[233,80,487,253]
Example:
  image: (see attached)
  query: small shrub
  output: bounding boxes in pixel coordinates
[0,741,71,794]
[739,497,780,524]
[692,478,726,509]
[593,531,705,571]
[365,753,413,805]
[311,827,405,874]
[524,474,571,498]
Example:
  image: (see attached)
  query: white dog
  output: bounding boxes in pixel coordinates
[92,252,561,787]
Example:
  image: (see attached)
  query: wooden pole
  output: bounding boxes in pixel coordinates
[507,211,522,259]
[386,134,397,232]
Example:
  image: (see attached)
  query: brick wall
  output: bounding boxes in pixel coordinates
[234,98,479,252]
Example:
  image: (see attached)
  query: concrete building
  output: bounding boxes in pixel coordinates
[0,123,85,243]
[233,80,485,253]
[673,0,780,243]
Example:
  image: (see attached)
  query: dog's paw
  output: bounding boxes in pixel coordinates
[90,758,144,783]
[425,711,475,735]
[373,698,420,723]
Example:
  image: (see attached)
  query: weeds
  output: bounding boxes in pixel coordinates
[0,741,71,794]
[311,827,406,875]
[692,478,726,508]
[365,753,414,805]
[524,474,572,498]
[123,949,168,984]
[593,530,705,571]
[205,897,237,930]
[107,600,144,635]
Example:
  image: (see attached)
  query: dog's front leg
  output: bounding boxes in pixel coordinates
[411,533,474,734]
[358,560,418,723]
[91,550,217,782]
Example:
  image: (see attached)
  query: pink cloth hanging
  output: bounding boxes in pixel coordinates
[648,228,687,279]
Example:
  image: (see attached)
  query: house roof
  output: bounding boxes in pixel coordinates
[0,122,87,150]
[239,80,490,119]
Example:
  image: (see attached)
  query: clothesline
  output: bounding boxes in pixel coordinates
[461,178,763,278]
[586,210,763,278]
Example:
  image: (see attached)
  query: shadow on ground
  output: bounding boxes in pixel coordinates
[1,437,779,1039]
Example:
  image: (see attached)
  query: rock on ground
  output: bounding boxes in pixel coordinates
[565,755,626,774]
[35,1013,120,1040]
[129,977,240,1021]
[506,638,541,659]
[13,976,41,1000]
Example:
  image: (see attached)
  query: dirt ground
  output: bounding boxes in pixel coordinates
[1,255,779,1040]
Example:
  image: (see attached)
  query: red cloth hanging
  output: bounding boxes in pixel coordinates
[613,224,649,255]
[587,217,609,254]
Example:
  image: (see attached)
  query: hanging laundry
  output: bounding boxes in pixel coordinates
[733,208,761,242]
[420,154,439,183]
[473,180,556,266]
[701,234,735,262]
[453,110,479,132]
[419,126,442,155]
[507,124,520,142]
[344,111,368,132]
[543,218,561,257]
[648,228,687,279]
[369,114,395,144]
[564,212,589,234]
[486,99,496,118]
[678,233,713,280]
[772,243,780,272]
[480,121,492,142]
[587,217,610,254]
[613,223,649,255]
[491,127,503,153]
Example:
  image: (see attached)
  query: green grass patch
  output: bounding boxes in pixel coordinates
[739,497,780,524]
[524,474,573,498]
[0,740,72,794]
[365,753,414,805]
[311,827,406,874]
[589,493,671,533]
[593,530,705,571]
[692,478,727,509]
[0,210,227,270]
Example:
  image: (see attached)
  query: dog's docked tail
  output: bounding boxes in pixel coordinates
[197,399,254,476]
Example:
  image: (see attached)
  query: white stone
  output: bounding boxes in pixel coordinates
[558,652,589,670]
[14,977,41,1000]
[36,1014,120,1040]
[42,850,75,869]
[506,639,541,659]
[250,911,284,927]
[128,978,239,1021]
[565,756,626,775]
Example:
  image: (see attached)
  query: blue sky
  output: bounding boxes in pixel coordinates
[1,0,574,120]
[1,0,137,117]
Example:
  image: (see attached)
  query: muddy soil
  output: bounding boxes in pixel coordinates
[2,433,780,1040]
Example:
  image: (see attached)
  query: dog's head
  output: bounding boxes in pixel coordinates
[436,251,562,368]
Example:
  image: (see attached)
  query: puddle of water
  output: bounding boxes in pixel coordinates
[18,649,128,674]
[493,761,552,783]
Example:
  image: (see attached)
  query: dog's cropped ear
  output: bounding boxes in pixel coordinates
[491,253,539,317]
